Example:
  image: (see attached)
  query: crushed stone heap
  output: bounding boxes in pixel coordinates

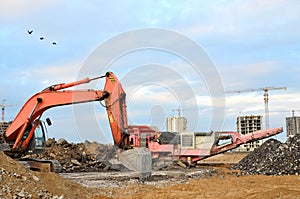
[26,138,117,173]
[232,134,300,175]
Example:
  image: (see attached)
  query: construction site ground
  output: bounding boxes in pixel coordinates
[83,169,300,199]
[64,152,300,199]
[1,149,300,198]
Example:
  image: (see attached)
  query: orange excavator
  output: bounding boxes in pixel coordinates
[0,71,151,176]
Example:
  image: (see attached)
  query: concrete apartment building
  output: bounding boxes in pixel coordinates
[286,116,300,137]
[236,115,263,152]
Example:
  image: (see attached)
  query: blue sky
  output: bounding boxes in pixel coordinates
[0,0,299,143]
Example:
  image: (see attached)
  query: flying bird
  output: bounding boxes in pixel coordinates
[52,42,57,45]
[27,30,33,34]
[39,37,44,40]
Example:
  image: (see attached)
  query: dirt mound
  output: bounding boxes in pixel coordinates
[0,151,94,198]
[232,135,300,175]
[25,138,119,173]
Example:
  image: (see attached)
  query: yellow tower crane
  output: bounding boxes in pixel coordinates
[225,86,287,129]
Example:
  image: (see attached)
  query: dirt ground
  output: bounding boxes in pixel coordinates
[198,152,248,164]
[2,151,300,199]
[87,169,300,199]
[64,153,300,199]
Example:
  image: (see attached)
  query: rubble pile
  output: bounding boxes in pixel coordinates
[233,135,300,175]
[27,138,116,173]
[83,141,116,162]
[0,151,89,198]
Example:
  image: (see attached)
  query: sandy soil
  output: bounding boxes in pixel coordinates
[84,153,300,199]
[87,168,300,199]
[198,152,248,164]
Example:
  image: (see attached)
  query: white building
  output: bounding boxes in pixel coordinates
[166,116,187,132]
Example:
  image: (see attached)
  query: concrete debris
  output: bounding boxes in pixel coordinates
[176,160,187,168]
[26,138,117,173]
[232,134,300,175]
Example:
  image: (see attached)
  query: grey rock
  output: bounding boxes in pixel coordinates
[71,159,81,166]
[57,138,68,145]
[232,135,300,175]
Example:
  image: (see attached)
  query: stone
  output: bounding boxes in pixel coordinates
[71,159,81,166]
[32,175,40,181]
[57,138,68,145]
[232,135,300,175]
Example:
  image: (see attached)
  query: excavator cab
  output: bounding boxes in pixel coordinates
[0,119,48,157]
[26,120,48,153]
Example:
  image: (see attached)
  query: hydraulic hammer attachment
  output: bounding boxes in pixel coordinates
[118,148,152,180]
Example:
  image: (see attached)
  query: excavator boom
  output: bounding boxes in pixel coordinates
[5,90,108,141]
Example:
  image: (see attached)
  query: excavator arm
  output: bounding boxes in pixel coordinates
[3,72,126,152]
[103,72,130,149]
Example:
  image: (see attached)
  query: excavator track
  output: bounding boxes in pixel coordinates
[19,158,62,173]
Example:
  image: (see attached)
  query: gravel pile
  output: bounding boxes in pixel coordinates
[0,166,63,199]
[232,134,300,175]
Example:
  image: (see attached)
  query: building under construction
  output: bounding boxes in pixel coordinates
[236,115,263,152]
[286,116,300,137]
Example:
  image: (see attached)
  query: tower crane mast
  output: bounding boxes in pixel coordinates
[226,86,287,129]
[1,99,21,124]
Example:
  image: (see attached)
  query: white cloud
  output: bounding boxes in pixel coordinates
[184,0,300,40]
[0,0,61,20]
[220,60,280,89]
[225,91,300,117]
[28,61,82,88]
